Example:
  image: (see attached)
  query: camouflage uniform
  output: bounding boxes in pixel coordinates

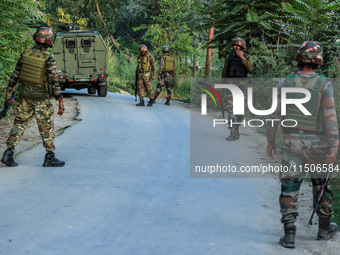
[221,38,254,141]
[267,41,338,247]
[6,45,63,152]
[269,73,338,223]
[154,51,176,105]
[136,51,156,103]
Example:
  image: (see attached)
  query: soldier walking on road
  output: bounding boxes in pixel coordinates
[135,45,157,107]
[266,41,338,248]
[1,27,65,167]
[154,46,176,106]
[221,37,254,141]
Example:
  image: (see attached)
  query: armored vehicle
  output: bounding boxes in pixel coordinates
[52,28,108,97]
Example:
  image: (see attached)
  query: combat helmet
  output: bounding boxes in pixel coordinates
[232,37,246,49]
[162,46,170,52]
[34,27,54,46]
[139,45,148,52]
[295,41,323,66]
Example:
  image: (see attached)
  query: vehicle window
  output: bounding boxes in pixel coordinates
[66,39,76,48]
[81,39,92,48]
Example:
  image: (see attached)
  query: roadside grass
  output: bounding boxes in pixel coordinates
[331,177,340,228]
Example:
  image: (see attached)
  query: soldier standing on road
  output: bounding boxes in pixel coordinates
[136,45,157,107]
[1,27,65,167]
[266,41,338,248]
[221,37,254,141]
[154,46,176,106]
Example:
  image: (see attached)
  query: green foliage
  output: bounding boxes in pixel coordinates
[0,0,41,98]
[112,0,161,49]
[281,0,340,41]
[196,0,340,56]
[248,41,293,78]
[172,77,191,101]
[331,180,340,229]
[210,0,280,50]
[106,45,137,94]
[134,0,195,58]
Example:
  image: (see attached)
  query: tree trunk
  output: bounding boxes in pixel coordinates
[246,2,251,40]
[96,2,121,52]
[193,55,197,76]
[205,0,216,77]
[276,0,284,48]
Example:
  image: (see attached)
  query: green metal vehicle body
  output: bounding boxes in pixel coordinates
[52,29,108,97]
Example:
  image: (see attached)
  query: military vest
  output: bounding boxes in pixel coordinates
[283,73,328,132]
[19,47,51,100]
[225,52,249,78]
[163,55,174,72]
[137,54,151,72]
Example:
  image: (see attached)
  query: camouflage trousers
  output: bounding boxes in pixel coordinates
[137,72,154,100]
[155,72,173,99]
[6,98,55,152]
[224,84,247,128]
[279,132,334,224]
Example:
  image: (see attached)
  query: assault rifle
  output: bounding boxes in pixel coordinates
[0,83,21,120]
[308,170,332,225]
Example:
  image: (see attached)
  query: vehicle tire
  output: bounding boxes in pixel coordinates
[97,83,107,97]
[88,86,96,95]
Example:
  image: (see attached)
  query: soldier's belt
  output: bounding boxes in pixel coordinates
[283,128,325,135]
[138,71,151,74]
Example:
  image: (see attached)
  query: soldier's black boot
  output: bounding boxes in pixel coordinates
[235,125,240,140]
[154,91,160,104]
[165,98,171,106]
[43,152,65,167]
[1,148,18,167]
[279,223,296,249]
[226,128,237,141]
[317,217,338,240]
[136,99,145,106]
[147,99,155,107]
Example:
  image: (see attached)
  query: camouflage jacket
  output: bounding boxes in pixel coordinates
[267,71,339,153]
[7,45,63,100]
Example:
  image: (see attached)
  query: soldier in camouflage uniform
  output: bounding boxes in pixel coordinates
[1,27,65,167]
[136,45,157,107]
[154,46,176,106]
[266,41,338,248]
[221,37,254,141]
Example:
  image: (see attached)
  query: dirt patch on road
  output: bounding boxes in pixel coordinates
[0,96,79,163]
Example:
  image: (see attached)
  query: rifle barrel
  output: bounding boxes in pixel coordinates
[308,170,332,225]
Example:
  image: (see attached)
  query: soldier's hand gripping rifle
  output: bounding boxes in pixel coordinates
[308,170,332,225]
[0,83,21,120]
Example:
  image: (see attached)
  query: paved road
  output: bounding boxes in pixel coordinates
[0,92,335,254]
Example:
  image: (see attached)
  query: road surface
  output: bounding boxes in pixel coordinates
[0,91,339,254]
